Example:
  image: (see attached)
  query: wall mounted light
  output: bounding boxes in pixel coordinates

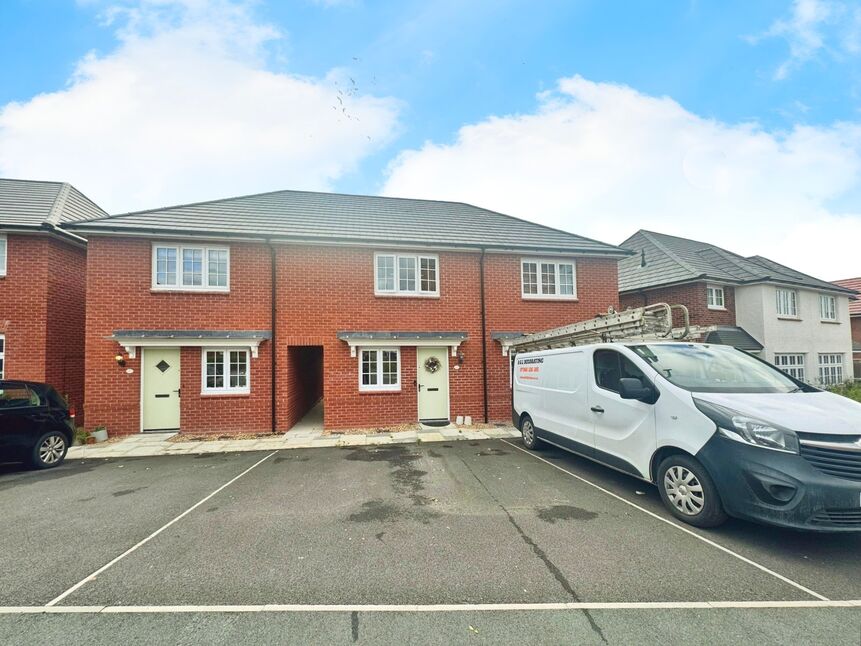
[457,351,465,365]
[115,354,126,367]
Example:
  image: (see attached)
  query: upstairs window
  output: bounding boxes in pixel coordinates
[521,259,576,299]
[375,253,438,296]
[706,285,725,310]
[0,235,6,276]
[820,294,837,321]
[152,244,230,291]
[775,288,798,318]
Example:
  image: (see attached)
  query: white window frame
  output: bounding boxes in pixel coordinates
[358,347,401,392]
[819,294,838,322]
[0,333,5,379]
[201,348,250,395]
[0,234,6,277]
[152,243,230,292]
[374,252,439,297]
[818,353,844,386]
[773,353,806,382]
[706,284,725,310]
[520,258,577,300]
[775,288,798,318]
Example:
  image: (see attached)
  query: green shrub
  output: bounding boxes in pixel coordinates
[828,381,861,403]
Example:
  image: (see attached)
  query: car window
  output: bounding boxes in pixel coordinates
[594,349,647,393]
[0,386,40,409]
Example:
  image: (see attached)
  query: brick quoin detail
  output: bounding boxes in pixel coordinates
[84,237,620,434]
[0,234,86,421]
[619,282,736,328]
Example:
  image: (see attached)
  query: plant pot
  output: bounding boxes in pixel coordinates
[91,429,108,443]
[85,436,96,445]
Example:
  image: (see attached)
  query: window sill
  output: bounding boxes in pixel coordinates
[707,306,727,311]
[152,288,230,295]
[374,292,440,299]
[777,316,801,321]
[820,319,841,324]
[358,388,402,395]
[521,295,578,302]
[200,391,251,398]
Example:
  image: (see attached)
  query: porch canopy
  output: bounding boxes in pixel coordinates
[110,330,271,359]
[337,331,467,357]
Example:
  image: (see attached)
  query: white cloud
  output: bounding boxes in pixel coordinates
[382,76,861,280]
[0,0,399,212]
[755,0,861,79]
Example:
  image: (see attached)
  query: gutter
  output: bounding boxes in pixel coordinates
[269,241,278,434]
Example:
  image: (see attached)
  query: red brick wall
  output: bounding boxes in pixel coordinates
[84,237,621,433]
[84,236,272,435]
[850,317,861,350]
[484,255,620,421]
[44,239,87,420]
[619,282,736,328]
[0,235,49,383]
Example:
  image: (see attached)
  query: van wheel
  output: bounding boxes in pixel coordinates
[657,455,727,528]
[31,432,68,470]
[520,415,540,450]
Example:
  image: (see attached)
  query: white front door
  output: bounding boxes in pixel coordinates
[416,347,449,422]
[142,348,181,431]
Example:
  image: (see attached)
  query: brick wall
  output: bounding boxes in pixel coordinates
[0,235,49,383]
[484,255,620,421]
[85,237,622,433]
[84,236,272,435]
[850,317,861,353]
[44,238,87,420]
[619,282,736,328]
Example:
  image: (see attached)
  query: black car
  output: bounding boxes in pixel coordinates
[0,381,75,469]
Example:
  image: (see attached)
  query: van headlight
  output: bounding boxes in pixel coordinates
[693,399,799,454]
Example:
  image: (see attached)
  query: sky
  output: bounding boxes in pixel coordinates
[1,0,860,279]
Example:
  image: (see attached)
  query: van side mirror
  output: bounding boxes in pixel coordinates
[619,377,654,402]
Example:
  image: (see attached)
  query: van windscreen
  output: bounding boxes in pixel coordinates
[628,344,800,393]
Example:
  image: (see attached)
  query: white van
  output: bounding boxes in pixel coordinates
[512,342,861,531]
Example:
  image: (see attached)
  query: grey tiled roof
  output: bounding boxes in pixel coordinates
[67,188,628,255]
[0,178,107,231]
[703,326,764,352]
[619,230,856,295]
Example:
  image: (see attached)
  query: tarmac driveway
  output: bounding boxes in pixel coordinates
[0,439,859,644]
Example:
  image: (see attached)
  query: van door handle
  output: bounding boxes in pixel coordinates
[590,406,605,414]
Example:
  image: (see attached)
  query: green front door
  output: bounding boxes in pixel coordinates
[142,348,181,431]
[416,347,449,422]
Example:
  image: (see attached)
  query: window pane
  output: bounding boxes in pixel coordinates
[522,262,538,294]
[182,248,203,286]
[376,255,395,291]
[420,257,437,292]
[818,354,843,385]
[382,350,399,385]
[361,350,378,385]
[155,247,177,286]
[594,350,622,392]
[541,263,556,295]
[206,350,224,388]
[0,237,6,274]
[398,256,416,291]
[229,350,247,388]
[559,264,574,295]
[208,249,228,287]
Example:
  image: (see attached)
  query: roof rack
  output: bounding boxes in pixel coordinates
[510,303,696,353]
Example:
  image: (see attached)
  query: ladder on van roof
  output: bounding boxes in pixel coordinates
[509,303,695,353]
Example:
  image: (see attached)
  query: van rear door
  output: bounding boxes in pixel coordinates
[588,348,656,479]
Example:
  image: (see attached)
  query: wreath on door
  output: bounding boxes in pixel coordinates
[424,356,442,373]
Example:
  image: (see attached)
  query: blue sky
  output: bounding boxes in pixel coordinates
[1,0,860,277]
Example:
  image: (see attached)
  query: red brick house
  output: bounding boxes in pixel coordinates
[66,189,627,435]
[832,277,861,378]
[620,230,856,385]
[0,179,107,421]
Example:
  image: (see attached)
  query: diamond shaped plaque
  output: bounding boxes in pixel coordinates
[155,360,170,373]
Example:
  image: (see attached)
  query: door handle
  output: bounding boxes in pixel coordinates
[590,406,605,414]
[173,388,181,398]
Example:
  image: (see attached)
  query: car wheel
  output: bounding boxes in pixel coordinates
[520,415,540,450]
[31,432,68,469]
[657,454,727,528]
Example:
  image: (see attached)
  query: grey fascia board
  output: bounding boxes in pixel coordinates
[337,331,468,341]
[111,330,272,339]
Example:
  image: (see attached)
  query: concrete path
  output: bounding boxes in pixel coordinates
[67,423,520,460]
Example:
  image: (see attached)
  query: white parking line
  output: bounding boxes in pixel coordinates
[500,439,830,602]
[45,451,278,607]
[1,600,859,615]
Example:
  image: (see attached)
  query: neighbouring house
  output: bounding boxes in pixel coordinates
[832,277,861,379]
[65,189,629,435]
[0,178,106,421]
[619,230,856,386]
